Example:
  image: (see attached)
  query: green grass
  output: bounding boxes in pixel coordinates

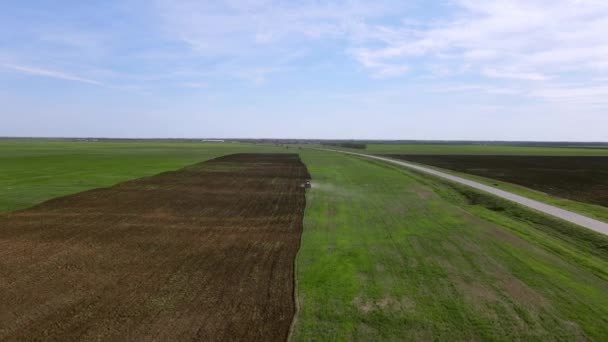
[361,144,608,156]
[292,150,608,340]
[0,140,284,212]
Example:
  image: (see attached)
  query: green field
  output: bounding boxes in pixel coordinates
[2,141,608,340]
[293,150,608,340]
[0,140,283,212]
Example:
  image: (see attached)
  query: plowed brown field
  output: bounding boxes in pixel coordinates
[388,154,608,207]
[0,153,310,341]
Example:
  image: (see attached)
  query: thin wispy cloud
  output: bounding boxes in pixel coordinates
[1,63,102,85]
[154,0,402,55]
[481,68,549,81]
[433,84,523,96]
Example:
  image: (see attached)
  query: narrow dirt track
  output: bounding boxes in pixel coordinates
[0,153,310,341]
[323,149,608,236]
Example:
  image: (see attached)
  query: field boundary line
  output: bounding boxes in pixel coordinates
[287,217,303,342]
[318,148,608,236]
[287,155,311,342]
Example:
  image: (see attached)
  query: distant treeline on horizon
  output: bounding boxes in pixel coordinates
[321,142,367,149]
[1,137,608,148]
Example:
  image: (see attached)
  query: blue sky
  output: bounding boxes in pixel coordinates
[1,0,607,140]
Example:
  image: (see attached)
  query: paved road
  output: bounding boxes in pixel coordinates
[323,148,608,236]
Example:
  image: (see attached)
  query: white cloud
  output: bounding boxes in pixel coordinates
[153,0,408,63]
[154,0,608,86]
[353,0,608,83]
[148,0,608,113]
[149,0,411,84]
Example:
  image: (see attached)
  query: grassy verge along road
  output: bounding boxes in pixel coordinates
[380,157,608,224]
[320,144,608,223]
[323,149,608,236]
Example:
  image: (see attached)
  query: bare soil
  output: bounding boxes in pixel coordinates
[0,153,310,341]
[389,155,608,207]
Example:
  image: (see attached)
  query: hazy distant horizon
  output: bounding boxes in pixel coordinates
[2,136,608,144]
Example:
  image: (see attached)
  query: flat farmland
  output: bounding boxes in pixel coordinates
[0,153,309,340]
[389,155,608,208]
[292,150,608,340]
[3,141,608,340]
[0,140,282,213]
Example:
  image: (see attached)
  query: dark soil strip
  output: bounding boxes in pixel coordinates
[388,155,608,207]
[0,153,310,341]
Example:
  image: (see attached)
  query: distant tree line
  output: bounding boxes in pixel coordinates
[321,142,367,149]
